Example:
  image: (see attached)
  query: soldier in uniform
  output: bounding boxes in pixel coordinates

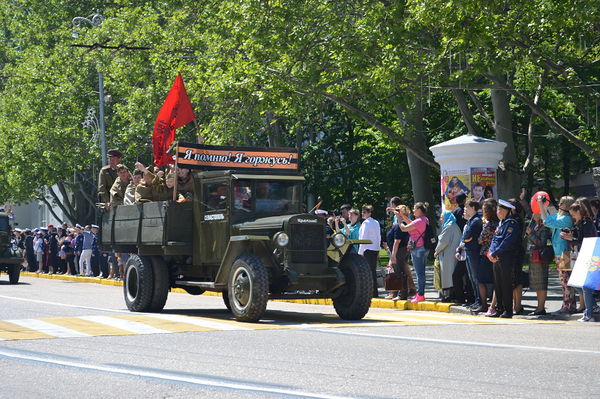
[109,164,132,207]
[98,149,122,207]
[488,199,520,318]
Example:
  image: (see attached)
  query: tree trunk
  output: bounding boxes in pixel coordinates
[452,89,480,136]
[266,111,283,147]
[491,74,521,199]
[394,101,437,233]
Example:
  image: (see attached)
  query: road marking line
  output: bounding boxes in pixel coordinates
[79,316,171,335]
[0,320,55,340]
[0,294,130,314]
[110,314,217,333]
[38,317,139,337]
[309,329,600,355]
[0,348,350,399]
[8,319,91,338]
[146,314,254,331]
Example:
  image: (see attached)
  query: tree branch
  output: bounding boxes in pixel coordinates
[37,194,64,225]
[522,79,544,174]
[467,90,496,132]
[452,89,480,136]
[322,92,440,169]
[46,185,72,223]
[484,74,600,163]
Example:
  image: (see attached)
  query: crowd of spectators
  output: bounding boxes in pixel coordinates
[322,190,600,322]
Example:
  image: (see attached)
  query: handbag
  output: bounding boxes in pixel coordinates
[540,245,555,263]
[384,272,408,291]
[531,249,542,263]
[556,250,573,271]
[433,259,442,291]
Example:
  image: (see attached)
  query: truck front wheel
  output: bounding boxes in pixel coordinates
[332,254,372,320]
[227,254,268,322]
[124,255,154,312]
[8,264,20,284]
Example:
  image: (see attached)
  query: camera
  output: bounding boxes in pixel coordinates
[561,227,571,234]
[540,195,547,203]
[332,209,340,217]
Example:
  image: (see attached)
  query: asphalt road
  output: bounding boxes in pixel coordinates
[0,277,598,399]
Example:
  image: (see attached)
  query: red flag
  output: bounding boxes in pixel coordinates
[152,72,196,167]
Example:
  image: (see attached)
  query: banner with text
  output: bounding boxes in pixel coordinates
[177,142,299,172]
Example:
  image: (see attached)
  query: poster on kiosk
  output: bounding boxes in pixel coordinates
[442,168,497,211]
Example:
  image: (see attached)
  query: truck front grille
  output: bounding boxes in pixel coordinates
[290,224,326,264]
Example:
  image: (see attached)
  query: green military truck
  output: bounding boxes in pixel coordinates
[0,213,23,284]
[100,142,373,322]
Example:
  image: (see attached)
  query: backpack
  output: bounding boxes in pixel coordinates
[423,223,437,250]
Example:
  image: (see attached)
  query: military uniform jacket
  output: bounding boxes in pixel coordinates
[135,182,160,204]
[177,175,194,197]
[489,215,520,258]
[98,166,118,203]
[110,176,130,207]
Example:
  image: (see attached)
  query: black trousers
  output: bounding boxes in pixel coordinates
[452,261,474,304]
[363,250,379,298]
[493,251,513,315]
[91,253,100,276]
[26,251,37,272]
[100,254,109,277]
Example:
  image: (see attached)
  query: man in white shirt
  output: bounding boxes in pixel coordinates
[358,205,381,298]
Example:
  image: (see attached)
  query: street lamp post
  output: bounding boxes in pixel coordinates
[72,10,108,167]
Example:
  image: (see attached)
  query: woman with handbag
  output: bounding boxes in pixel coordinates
[399,202,430,303]
[561,202,598,322]
[538,195,576,314]
[384,205,413,300]
[433,211,462,301]
[525,213,552,315]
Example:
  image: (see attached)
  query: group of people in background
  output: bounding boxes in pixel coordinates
[323,189,600,322]
[12,223,120,279]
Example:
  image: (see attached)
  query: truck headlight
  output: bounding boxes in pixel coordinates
[274,232,289,248]
[332,233,346,248]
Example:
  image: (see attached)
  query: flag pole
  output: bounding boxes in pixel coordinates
[173,141,179,200]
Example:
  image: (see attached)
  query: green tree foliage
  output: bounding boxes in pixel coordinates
[0,0,598,223]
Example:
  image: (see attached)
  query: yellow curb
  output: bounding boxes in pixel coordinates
[20,272,451,312]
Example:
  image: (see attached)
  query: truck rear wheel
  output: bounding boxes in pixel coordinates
[227,254,268,322]
[147,257,169,312]
[8,265,20,284]
[124,255,154,312]
[332,254,372,320]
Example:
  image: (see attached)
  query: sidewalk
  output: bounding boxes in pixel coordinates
[373,266,592,321]
[18,268,592,321]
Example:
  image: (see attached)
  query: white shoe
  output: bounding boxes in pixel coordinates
[578,315,596,322]
[392,295,401,301]
[384,293,395,300]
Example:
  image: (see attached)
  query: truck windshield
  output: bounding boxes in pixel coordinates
[234,180,301,214]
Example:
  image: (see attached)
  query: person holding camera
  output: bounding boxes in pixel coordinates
[399,202,430,303]
[561,202,598,321]
[340,208,361,253]
[537,195,576,314]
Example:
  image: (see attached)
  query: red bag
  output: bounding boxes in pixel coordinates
[531,249,542,263]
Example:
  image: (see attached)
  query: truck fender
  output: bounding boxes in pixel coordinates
[214,235,270,284]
